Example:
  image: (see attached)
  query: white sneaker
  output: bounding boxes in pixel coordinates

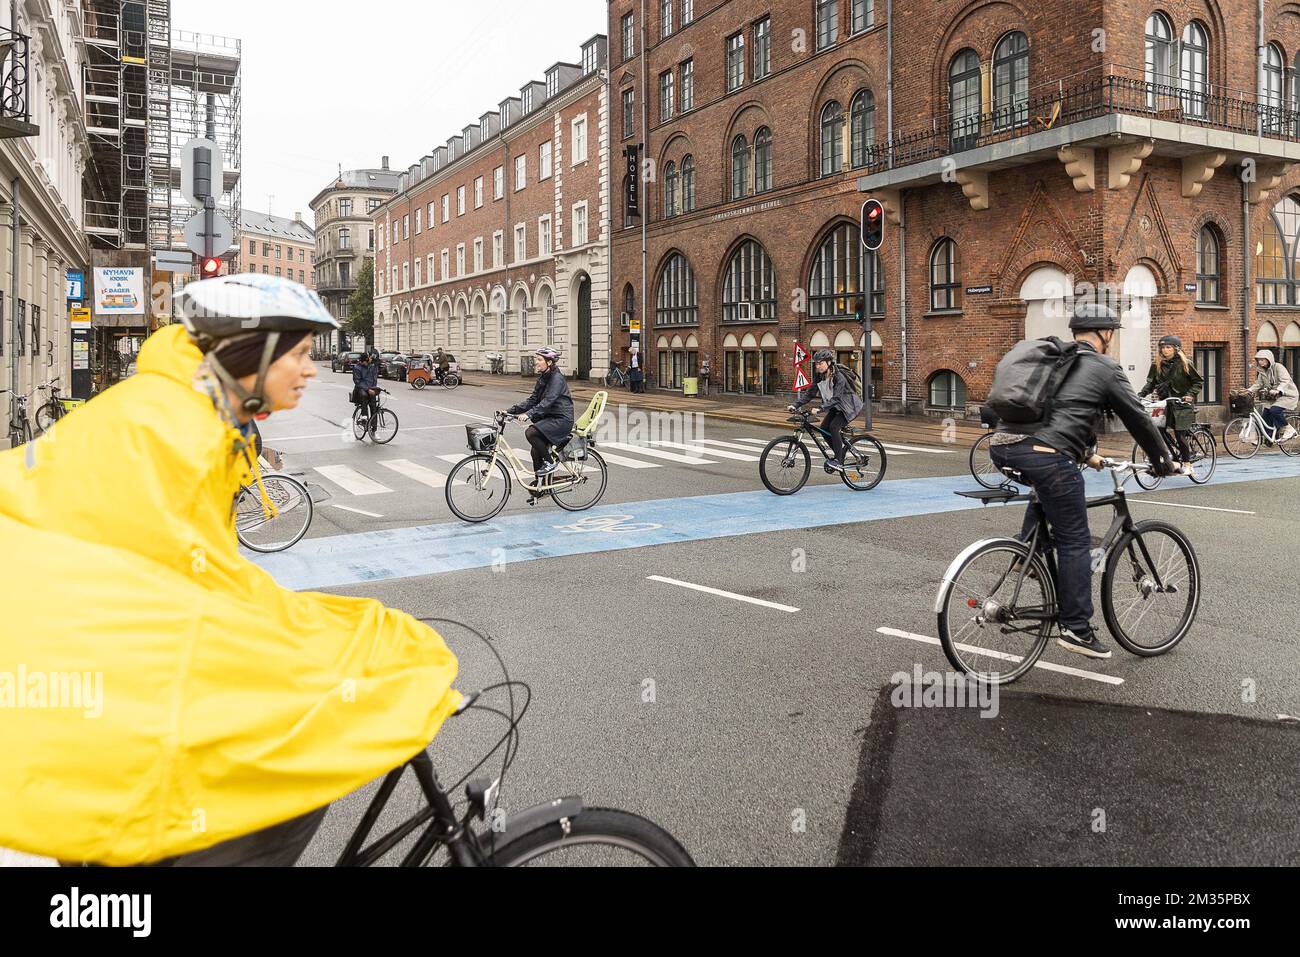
[1283,425,1298,442]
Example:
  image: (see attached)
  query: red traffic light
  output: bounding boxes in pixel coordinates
[862,199,886,252]
[201,257,222,277]
[868,207,881,220]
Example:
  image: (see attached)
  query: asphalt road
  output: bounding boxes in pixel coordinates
[259,365,1299,867]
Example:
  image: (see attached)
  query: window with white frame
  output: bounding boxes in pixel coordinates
[402,262,409,289]
[852,0,873,33]
[493,231,503,268]
[515,223,527,262]
[414,258,421,286]
[621,12,635,60]
[623,88,635,138]
[456,244,466,275]
[474,177,484,208]
[414,208,421,233]
[442,194,450,222]
[427,201,435,226]
[539,215,553,255]
[473,238,484,273]
[573,202,589,246]
[402,215,408,239]
[816,0,838,50]
[726,32,745,91]
[660,70,674,122]
[572,115,588,164]
[661,0,673,38]
[441,249,450,280]
[540,141,553,180]
[515,154,527,190]
[457,186,466,215]
[427,254,435,283]
[681,60,694,111]
[753,17,771,80]
[494,166,504,199]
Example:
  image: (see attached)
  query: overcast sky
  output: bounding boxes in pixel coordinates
[173,1,606,226]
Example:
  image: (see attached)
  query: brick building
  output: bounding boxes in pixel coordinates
[239,209,315,288]
[373,36,611,379]
[611,0,1300,418]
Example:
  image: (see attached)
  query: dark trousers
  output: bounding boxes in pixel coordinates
[1262,404,1288,437]
[990,440,1094,634]
[1163,426,1192,461]
[525,425,552,472]
[822,410,848,461]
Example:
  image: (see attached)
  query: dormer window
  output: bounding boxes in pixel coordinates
[582,41,598,75]
[500,105,510,129]
[546,69,560,99]
[523,88,534,112]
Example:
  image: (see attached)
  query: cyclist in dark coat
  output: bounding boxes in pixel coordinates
[352,350,380,422]
[507,348,574,480]
[1138,335,1203,464]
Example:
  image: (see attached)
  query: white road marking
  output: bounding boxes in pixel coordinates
[437,454,471,466]
[420,403,479,419]
[314,466,392,497]
[648,575,800,613]
[880,442,954,455]
[324,503,384,518]
[732,436,912,456]
[875,627,1124,686]
[589,449,662,469]
[695,438,779,453]
[1130,500,1256,516]
[602,441,716,465]
[650,440,760,462]
[379,459,447,489]
[266,425,464,441]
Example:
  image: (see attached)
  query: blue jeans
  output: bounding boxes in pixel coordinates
[990,440,1094,634]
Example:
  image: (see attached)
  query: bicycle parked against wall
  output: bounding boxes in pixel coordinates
[1,390,33,449]
[759,408,887,495]
[604,363,629,389]
[353,388,400,444]
[1130,398,1216,489]
[1223,390,1300,459]
[935,460,1200,685]
[33,380,87,434]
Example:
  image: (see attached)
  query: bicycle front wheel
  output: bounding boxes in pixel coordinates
[1280,414,1300,456]
[970,433,1002,489]
[551,450,609,512]
[485,808,695,867]
[1187,429,1216,484]
[1223,417,1260,459]
[445,454,512,523]
[1101,521,1199,657]
[1131,442,1165,490]
[236,475,314,553]
[759,437,811,495]
[372,409,399,445]
[352,408,369,441]
[841,436,886,491]
[936,540,1056,685]
[34,403,59,434]
[442,374,462,390]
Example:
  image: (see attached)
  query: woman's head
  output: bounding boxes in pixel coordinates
[534,347,561,374]
[210,331,316,417]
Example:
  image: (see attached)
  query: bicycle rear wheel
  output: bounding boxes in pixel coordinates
[445,454,512,523]
[484,808,695,867]
[551,450,609,512]
[936,540,1056,685]
[841,436,886,491]
[34,403,59,434]
[1130,441,1165,490]
[1280,414,1300,456]
[372,409,399,445]
[970,433,1002,489]
[1101,521,1199,656]
[236,475,314,553]
[1223,417,1260,459]
[442,374,462,390]
[352,408,369,441]
[759,437,811,495]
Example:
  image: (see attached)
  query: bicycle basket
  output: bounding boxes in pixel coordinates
[1229,391,1255,414]
[466,425,498,452]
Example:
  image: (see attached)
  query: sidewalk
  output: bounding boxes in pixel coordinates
[461,372,1136,456]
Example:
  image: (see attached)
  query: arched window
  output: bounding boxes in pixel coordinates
[820,101,844,176]
[754,128,772,193]
[681,155,696,212]
[731,135,749,199]
[622,284,636,327]
[992,32,1029,130]
[929,238,962,311]
[1257,195,1300,305]
[722,240,776,321]
[664,161,679,217]
[656,253,699,325]
[1180,21,1209,118]
[1196,225,1221,305]
[928,370,968,409]
[949,50,981,150]
[808,222,861,318]
[850,90,875,168]
[1262,43,1285,133]
[1144,13,1175,106]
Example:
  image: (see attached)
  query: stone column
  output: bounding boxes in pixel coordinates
[32,238,49,383]
[48,253,65,385]
[18,226,36,396]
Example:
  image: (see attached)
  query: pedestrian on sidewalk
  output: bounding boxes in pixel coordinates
[699,355,711,397]
[629,349,645,394]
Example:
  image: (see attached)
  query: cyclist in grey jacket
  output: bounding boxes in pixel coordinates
[789,350,864,471]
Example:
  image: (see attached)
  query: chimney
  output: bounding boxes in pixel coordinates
[294,211,302,223]
[381,156,389,169]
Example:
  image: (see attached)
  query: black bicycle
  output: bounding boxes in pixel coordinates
[935,460,1200,685]
[759,408,887,495]
[353,388,399,444]
[34,379,86,434]
[1130,397,1216,489]
[1,389,33,448]
[336,620,695,867]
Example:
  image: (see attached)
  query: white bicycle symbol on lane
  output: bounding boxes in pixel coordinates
[553,515,664,534]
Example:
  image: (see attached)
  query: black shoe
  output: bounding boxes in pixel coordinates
[1057,626,1112,660]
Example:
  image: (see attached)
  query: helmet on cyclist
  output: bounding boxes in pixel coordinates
[1068,301,1122,331]
[812,349,835,365]
[1159,335,1183,351]
[176,275,339,416]
[534,347,561,364]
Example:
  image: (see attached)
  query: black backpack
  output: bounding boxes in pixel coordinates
[986,337,1081,429]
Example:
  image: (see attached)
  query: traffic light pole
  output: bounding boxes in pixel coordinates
[863,244,873,431]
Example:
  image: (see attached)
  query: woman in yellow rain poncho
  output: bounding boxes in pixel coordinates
[0,275,460,866]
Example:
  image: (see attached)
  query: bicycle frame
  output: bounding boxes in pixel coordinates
[477,421,588,495]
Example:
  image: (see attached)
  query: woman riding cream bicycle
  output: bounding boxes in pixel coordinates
[1138,335,1203,467]
[1247,349,1299,444]
[788,349,863,472]
[506,347,574,490]
[0,275,461,866]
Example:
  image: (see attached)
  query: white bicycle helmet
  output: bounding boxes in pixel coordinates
[176,274,340,415]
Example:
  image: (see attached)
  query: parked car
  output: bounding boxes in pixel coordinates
[375,351,400,379]
[332,351,363,373]
[381,352,409,380]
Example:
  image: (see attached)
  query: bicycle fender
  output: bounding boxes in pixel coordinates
[493,796,585,845]
[934,538,1025,614]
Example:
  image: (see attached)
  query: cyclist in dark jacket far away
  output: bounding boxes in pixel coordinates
[789,349,864,472]
[1138,335,1203,466]
[352,349,380,423]
[507,347,574,486]
[988,302,1176,662]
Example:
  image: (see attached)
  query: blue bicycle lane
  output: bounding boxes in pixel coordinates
[252,457,1300,592]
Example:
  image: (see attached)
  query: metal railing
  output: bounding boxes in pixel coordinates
[0,28,32,125]
[865,62,1300,176]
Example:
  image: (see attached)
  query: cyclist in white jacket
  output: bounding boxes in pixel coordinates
[1248,350,1298,442]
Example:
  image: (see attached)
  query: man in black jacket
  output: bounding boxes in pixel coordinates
[990,302,1176,661]
[351,350,380,427]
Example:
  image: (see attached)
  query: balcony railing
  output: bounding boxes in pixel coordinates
[316,278,358,295]
[864,63,1300,176]
[0,27,38,138]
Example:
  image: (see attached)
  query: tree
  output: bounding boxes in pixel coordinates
[347,258,375,343]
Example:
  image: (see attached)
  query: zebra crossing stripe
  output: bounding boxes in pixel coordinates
[379,459,447,489]
[589,449,662,469]
[314,466,392,497]
[650,441,761,462]
[601,441,717,465]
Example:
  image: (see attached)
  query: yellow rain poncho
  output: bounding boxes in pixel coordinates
[0,325,460,865]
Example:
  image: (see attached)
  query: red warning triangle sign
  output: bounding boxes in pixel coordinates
[794,368,811,390]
